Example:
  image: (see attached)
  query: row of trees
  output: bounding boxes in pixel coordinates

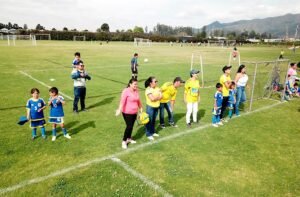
[1,21,274,41]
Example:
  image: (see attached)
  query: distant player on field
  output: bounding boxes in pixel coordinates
[131,53,139,80]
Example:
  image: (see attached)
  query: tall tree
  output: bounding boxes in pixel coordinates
[63,27,68,31]
[23,24,28,30]
[100,23,110,32]
[133,26,144,33]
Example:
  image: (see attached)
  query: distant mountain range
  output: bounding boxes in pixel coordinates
[204,13,300,38]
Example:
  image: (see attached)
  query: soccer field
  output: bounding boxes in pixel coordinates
[0,41,299,196]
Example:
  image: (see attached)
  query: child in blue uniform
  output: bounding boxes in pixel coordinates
[48,87,71,141]
[26,88,46,140]
[72,52,81,69]
[212,83,223,127]
[228,81,236,118]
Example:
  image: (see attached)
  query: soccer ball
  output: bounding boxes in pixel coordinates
[144,58,148,63]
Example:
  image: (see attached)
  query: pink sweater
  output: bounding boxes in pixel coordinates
[120,88,141,114]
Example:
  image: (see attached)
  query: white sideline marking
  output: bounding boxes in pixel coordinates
[0,101,286,195]
[19,71,73,100]
[111,157,173,197]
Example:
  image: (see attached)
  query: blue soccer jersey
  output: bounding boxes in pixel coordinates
[26,98,45,120]
[131,57,138,68]
[49,96,65,117]
[228,89,236,103]
[214,91,223,107]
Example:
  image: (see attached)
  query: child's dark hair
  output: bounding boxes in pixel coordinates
[74,52,80,57]
[294,83,298,87]
[230,81,236,88]
[145,76,155,88]
[127,78,138,88]
[237,64,246,73]
[134,53,138,57]
[30,88,40,94]
[290,62,295,67]
[49,87,59,95]
[216,83,222,89]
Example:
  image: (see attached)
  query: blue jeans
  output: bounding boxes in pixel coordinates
[73,87,86,111]
[235,86,246,115]
[145,105,159,137]
[159,102,174,125]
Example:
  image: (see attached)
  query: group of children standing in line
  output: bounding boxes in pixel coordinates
[25,52,91,141]
[285,62,300,100]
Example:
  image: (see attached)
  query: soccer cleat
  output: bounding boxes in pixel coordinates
[147,136,155,141]
[153,133,159,137]
[52,136,56,141]
[187,123,192,128]
[64,134,71,139]
[159,124,166,129]
[212,124,219,127]
[122,141,127,149]
[217,122,224,126]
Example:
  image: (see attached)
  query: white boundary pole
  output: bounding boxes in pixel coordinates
[238,52,241,66]
[190,53,194,70]
[12,35,16,46]
[200,55,204,87]
[7,35,10,46]
[249,62,258,111]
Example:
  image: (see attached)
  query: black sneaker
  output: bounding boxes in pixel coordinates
[81,109,88,112]
[160,124,166,129]
[169,123,178,127]
[73,110,79,114]
[187,123,192,128]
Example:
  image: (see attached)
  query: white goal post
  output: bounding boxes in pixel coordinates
[73,36,86,41]
[134,37,152,46]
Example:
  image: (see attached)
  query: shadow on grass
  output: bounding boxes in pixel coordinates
[86,92,120,99]
[70,121,96,135]
[0,105,24,111]
[87,97,115,110]
[132,125,145,141]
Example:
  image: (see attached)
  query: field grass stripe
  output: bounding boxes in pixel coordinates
[0,101,287,195]
[111,157,173,197]
[19,71,74,100]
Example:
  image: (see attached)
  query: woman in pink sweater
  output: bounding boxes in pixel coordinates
[116,78,143,149]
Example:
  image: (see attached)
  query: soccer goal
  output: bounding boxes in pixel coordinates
[190,53,204,87]
[34,34,51,40]
[207,40,224,47]
[240,59,290,112]
[73,36,86,41]
[134,38,152,46]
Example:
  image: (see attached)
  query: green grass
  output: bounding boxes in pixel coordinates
[0,41,299,196]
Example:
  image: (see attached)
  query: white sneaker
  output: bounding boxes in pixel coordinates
[52,136,56,141]
[217,122,224,126]
[122,141,127,149]
[212,124,219,127]
[147,136,155,141]
[64,134,71,139]
[153,133,159,137]
[221,118,228,123]
[127,138,136,144]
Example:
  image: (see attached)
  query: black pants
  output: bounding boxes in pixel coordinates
[122,113,137,141]
[73,87,86,111]
[220,96,229,119]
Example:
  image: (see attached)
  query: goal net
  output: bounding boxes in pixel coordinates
[73,36,86,41]
[240,59,290,112]
[34,34,51,40]
[134,38,152,46]
[0,35,36,46]
[207,40,224,47]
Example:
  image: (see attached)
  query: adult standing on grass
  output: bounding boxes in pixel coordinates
[131,53,139,80]
[144,76,162,140]
[219,65,232,122]
[116,78,143,149]
[287,63,299,85]
[184,69,201,127]
[71,61,91,113]
[234,65,249,116]
[159,77,185,128]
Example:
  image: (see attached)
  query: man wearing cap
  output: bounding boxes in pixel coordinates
[184,69,201,127]
[219,65,232,121]
[159,77,185,128]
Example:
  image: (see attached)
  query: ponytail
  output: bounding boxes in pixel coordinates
[144,76,154,88]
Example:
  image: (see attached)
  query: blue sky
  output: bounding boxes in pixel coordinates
[0,0,299,31]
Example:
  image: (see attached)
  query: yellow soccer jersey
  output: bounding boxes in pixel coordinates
[160,82,177,103]
[184,79,200,103]
[220,74,231,97]
[145,87,161,108]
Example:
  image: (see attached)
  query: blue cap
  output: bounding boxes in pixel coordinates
[190,69,200,75]
[18,116,28,125]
